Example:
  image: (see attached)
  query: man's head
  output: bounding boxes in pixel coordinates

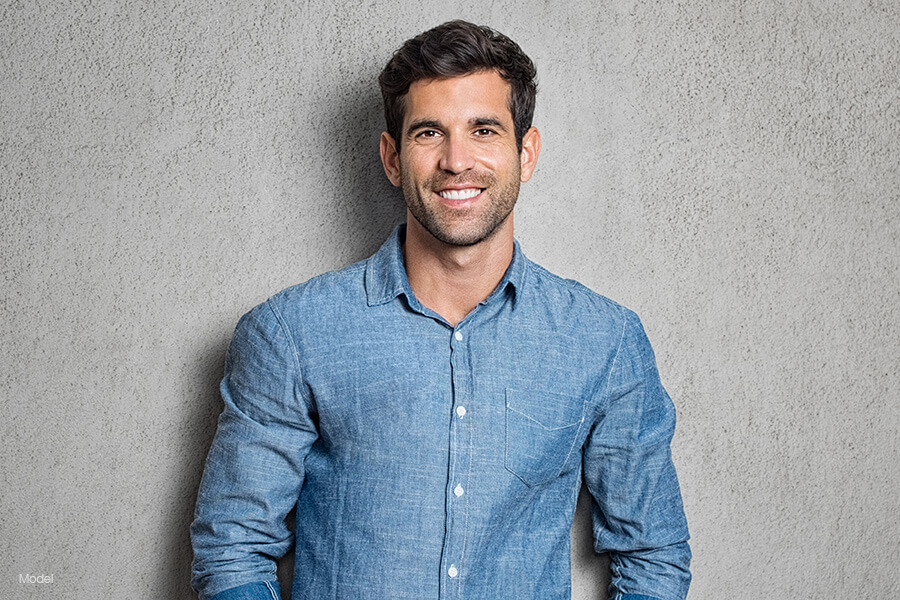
[378,21,541,248]
[379,20,537,153]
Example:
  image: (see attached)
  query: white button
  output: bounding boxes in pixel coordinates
[454,331,463,341]
[456,406,466,418]
[448,565,458,578]
[454,484,464,497]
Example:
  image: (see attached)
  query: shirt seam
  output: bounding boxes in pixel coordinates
[601,306,630,413]
[264,581,279,600]
[523,258,609,298]
[458,395,474,598]
[265,298,313,412]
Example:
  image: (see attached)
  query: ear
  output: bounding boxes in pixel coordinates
[519,126,541,183]
[380,132,402,187]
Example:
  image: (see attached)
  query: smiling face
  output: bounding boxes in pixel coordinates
[380,70,540,247]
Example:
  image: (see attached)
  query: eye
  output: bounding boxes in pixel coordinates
[474,128,496,136]
[416,129,441,139]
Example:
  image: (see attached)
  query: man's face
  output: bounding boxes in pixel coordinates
[380,70,540,247]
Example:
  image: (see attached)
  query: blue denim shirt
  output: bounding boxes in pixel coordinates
[191,225,690,600]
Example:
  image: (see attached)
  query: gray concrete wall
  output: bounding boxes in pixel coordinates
[2,1,898,598]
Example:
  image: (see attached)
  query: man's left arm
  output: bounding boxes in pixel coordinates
[582,309,691,600]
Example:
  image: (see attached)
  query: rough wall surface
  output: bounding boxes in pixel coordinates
[1,1,898,599]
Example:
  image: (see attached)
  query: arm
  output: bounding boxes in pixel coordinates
[190,300,318,600]
[583,310,691,600]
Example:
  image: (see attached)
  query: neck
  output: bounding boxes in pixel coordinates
[402,212,514,327]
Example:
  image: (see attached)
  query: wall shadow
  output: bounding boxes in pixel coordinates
[159,335,231,600]
[572,485,612,600]
[314,70,406,264]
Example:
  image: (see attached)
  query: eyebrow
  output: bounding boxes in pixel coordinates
[405,117,510,137]
[406,119,442,137]
[472,117,507,130]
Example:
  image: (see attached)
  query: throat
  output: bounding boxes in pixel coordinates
[402,237,513,328]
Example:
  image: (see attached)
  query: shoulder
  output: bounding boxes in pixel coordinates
[227,258,369,344]
[521,257,639,330]
[263,258,368,317]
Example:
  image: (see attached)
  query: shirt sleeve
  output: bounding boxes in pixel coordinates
[206,581,282,600]
[190,300,318,600]
[582,309,692,600]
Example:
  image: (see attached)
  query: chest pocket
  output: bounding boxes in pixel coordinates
[505,388,587,487]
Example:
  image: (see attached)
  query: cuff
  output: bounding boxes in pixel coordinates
[206,581,281,600]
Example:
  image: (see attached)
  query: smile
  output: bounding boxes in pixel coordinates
[438,188,483,200]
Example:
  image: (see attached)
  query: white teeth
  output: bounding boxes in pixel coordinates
[439,188,481,200]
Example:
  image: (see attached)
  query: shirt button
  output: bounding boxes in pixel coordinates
[454,484,464,497]
[454,331,463,341]
[456,406,466,418]
[448,565,458,578]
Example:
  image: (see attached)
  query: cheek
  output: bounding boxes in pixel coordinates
[403,153,440,181]
[483,155,518,179]
[400,147,423,170]
[479,144,519,169]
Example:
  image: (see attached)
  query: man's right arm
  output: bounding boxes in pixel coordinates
[190,300,318,600]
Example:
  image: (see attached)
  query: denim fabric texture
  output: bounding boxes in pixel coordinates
[206,581,281,600]
[190,225,691,600]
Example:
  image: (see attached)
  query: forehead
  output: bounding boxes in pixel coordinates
[403,70,513,126]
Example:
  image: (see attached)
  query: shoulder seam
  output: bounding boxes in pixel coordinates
[264,298,313,412]
[600,305,630,411]
[269,259,368,302]
[524,258,624,309]
[264,299,301,373]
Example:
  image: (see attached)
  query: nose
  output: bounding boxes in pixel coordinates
[438,134,476,174]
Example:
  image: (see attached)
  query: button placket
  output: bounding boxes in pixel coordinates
[443,325,470,598]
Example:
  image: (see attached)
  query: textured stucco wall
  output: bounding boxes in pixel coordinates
[2,1,898,599]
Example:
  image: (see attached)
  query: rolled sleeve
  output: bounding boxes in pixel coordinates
[583,310,691,600]
[190,300,318,600]
[206,581,282,600]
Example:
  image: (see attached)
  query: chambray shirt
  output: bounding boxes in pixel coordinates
[191,225,690,600]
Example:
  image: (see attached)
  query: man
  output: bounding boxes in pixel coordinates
[191,20,690,600]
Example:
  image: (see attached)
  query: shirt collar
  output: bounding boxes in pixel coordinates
[365,223,526,307]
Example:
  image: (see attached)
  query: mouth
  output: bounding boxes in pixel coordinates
[437,188,484,202]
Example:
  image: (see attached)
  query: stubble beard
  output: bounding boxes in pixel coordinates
[402,171,521,247]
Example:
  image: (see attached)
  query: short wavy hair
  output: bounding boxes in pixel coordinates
[379,20,537,151]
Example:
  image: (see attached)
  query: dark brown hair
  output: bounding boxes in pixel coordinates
[379,20,537,151]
